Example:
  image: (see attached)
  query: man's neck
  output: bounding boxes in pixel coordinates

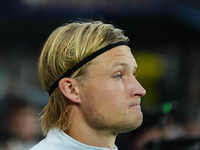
[65,109,117,150]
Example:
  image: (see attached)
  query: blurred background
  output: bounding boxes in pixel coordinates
[0,0,200,150]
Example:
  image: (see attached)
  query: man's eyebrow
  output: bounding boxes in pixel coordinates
[111,62,138,72]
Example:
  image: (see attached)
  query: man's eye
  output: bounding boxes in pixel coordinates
[114,72,122,78]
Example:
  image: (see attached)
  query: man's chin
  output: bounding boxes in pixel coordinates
[113,119,143,134]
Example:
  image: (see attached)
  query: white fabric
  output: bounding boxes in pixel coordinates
[30,128,118,150]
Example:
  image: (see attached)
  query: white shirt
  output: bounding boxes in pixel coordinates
[30,128,118,150]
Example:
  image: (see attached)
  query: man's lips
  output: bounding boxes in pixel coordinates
[130,104,141,107]
[129,100,141,108]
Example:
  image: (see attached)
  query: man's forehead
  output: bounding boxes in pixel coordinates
[84,45,137,75]
[96,45,134,60]
[107,46,137,68]
[88,45,136,65]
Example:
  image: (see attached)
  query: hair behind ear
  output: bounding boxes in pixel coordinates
[40,90,73,135]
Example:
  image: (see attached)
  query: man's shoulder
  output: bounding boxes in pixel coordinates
[29,138,50,150]
[29,129,64,150]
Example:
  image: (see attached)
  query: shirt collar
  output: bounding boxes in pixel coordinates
[47,128,118,150]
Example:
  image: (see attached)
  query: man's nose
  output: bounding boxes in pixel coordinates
[130,78,146,97]
[138,82,146,97]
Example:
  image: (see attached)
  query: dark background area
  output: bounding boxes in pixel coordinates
[0,0,200,150]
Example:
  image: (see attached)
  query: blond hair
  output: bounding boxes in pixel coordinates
[39,20,129,135]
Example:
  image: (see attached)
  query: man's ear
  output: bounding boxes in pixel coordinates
[58,77,81,103]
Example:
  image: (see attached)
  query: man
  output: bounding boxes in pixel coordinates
[30,21,146,150]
